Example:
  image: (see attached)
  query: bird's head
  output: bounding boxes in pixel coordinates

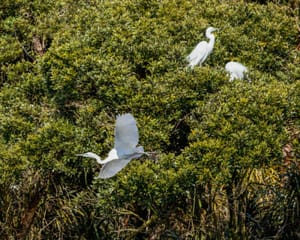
[206,27,218,37]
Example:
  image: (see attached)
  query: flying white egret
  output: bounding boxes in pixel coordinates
[186,27,218,68]
[77,113,147,179]
[225,61,248,81]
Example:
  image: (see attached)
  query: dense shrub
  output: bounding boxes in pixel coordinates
[0,0,299,239]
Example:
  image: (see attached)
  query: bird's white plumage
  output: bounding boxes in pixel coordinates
[225,61,248,81]
[77,113,146,179]
[98,158,132,179]
[114,113,139,156]
[187,41,210,68]
[186,27,217,68]
[77,152,102,164]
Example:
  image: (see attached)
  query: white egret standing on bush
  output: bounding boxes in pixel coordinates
[77,113,147,179]
[186,27,218,68]
[225,61,248,81]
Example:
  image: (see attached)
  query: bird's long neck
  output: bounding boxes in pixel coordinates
[96,157,111,164]
[90,153,106,164]
[207,34,215,49]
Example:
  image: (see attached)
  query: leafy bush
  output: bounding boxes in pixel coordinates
[0,0,299,239]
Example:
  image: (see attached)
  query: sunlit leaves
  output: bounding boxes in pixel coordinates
[0,0,299,239]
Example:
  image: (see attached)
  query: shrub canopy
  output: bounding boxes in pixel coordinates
[0,0,299,239]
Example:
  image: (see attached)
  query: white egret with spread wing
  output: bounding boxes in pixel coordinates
[77,113,147,179]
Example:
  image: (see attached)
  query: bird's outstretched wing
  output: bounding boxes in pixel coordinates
[187,41,209,67]
[114,113,139,156]
[98,158,132,179]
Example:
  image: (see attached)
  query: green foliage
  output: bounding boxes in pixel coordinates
[0,0,299,239]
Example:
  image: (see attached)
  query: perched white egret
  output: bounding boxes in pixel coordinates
[225,61,248,81]
[186,27,218,68]
[77,113,147,179]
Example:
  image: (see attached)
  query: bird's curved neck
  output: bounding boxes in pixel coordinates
[207,34,215,48]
